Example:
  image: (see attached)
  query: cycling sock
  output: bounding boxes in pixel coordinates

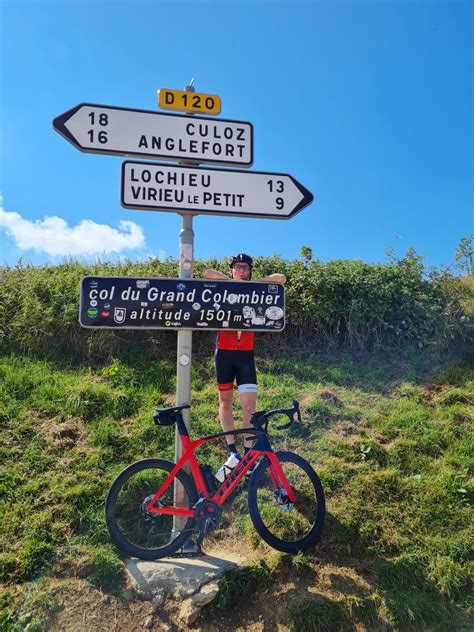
[227,442,238,455]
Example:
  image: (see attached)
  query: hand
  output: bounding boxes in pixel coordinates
[204,269,230,280]
[258,273,287,284]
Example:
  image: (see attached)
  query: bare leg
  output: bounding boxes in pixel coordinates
[239,391,257,448]
[218,389,235,445]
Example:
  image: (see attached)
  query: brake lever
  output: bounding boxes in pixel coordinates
[275,401,303,430]
[293,400,303,425]
[251,410,270,433]
[275,407,296,430]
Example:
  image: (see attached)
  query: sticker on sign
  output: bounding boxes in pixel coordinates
[121,162,313,220]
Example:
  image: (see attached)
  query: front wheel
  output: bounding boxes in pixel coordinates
[247,451,325,553]
[105,458,197,560]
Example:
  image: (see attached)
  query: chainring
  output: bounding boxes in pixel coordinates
[194,498,222,541]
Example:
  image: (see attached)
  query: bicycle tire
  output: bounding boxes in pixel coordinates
[247,450,325,554]
[105,458,197,560]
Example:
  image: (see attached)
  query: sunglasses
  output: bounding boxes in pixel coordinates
[232,264,250,271]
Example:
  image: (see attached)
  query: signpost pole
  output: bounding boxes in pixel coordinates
[174,80,198,551]
[176,79,196,450]
[175,213,194,444]
[173,213,197,549]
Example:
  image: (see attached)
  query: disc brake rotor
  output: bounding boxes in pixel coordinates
[140,494,164,522]
[274,488,294,513]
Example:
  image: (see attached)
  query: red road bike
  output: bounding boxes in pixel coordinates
[105,401,325,559]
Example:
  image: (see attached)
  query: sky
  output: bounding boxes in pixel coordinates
[0,0,472,269]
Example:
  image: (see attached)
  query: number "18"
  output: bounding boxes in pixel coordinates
[87,111,109,144]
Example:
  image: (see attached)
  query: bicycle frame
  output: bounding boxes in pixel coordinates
[145,413,296,518]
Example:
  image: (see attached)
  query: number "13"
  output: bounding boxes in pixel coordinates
[267,179,285,210]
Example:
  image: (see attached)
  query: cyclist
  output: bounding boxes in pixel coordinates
[204,253,286,470]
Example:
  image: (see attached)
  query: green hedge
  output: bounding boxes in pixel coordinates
[0,249,472,359]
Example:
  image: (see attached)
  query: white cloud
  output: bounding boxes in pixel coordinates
[0,207,145,257]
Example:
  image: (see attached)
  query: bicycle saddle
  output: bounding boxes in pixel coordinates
[155,404,190,414]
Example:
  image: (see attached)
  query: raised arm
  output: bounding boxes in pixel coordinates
[204,268,231,280]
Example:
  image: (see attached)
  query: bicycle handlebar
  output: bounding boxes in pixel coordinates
[250,400,303,433]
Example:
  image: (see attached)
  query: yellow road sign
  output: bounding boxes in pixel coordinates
[158,89,221,116]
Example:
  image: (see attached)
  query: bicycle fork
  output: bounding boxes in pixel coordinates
[253,451,296,503]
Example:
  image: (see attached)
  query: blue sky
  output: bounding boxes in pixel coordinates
[1,0,472,269]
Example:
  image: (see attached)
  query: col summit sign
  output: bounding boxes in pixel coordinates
[79,277,285,331]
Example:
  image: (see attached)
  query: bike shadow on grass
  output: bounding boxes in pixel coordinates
[205,511,466,631]
[120,512,467,631]
[281,512,467,632]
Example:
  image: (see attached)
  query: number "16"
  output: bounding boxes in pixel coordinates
[87,111,109,144]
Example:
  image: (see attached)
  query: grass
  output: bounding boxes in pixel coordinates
[1,348,473,629]
[1,578,60,632]
[287,597,351,632]
[199,561,273,618]
[344,593,382,627]
[84,545,127,594]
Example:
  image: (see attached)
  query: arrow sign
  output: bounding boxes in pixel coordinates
[53,103,253,167]
[121,161,313,220]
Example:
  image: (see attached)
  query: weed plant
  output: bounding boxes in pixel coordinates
[200,561,273,618]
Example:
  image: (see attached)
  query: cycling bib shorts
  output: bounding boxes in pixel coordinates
[215,349,257,393]
[214,330,257,393]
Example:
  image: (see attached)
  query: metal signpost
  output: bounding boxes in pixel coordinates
[53,80,313,551]
[176,214,194,497]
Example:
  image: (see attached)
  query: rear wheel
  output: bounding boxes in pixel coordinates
[105,458,197,560]
[247,451,325,553]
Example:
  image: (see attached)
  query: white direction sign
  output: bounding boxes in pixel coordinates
[53,103,253,167]
[121,162,313,220]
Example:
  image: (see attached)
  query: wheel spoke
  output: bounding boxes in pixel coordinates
[256,462,316,540]
[248,452,325,551]
[106,459,196,558]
